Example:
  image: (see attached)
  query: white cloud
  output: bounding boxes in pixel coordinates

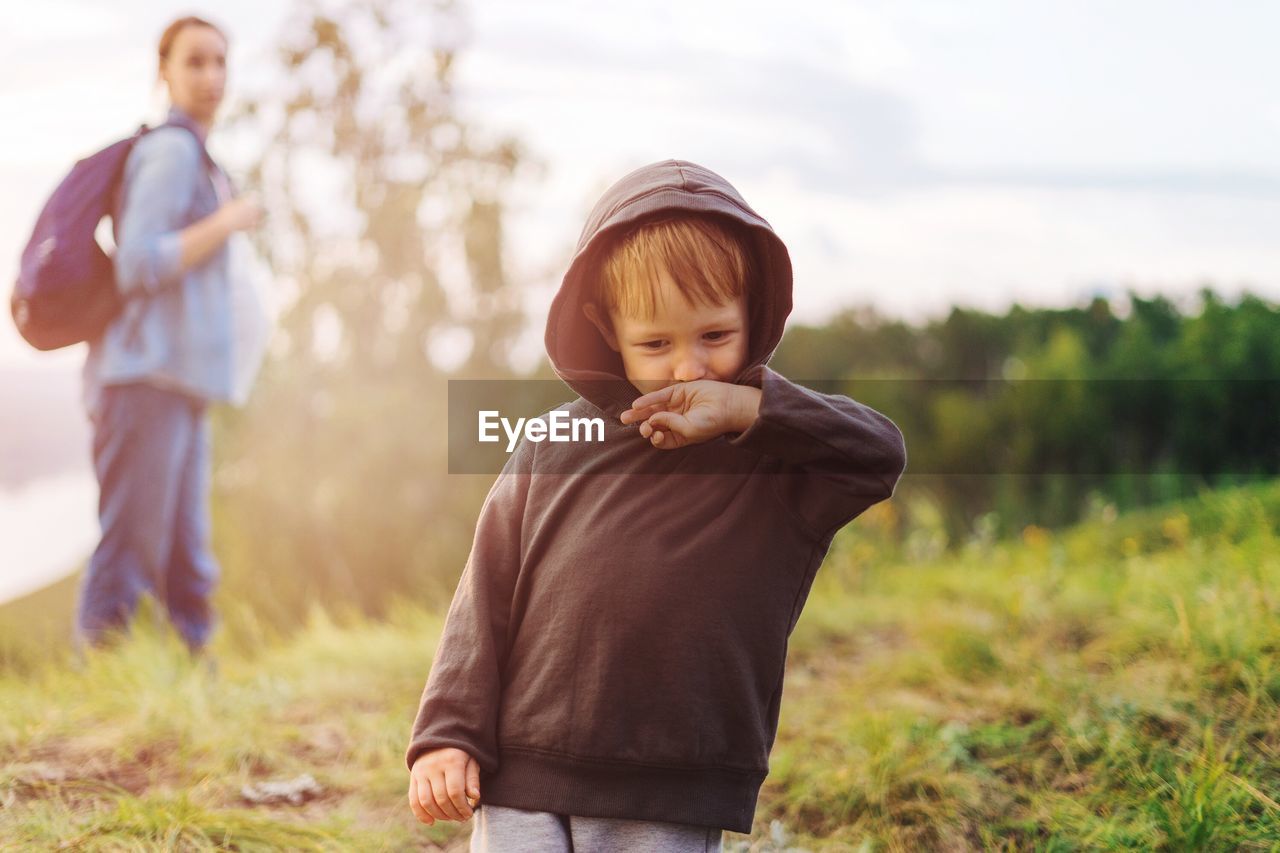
[0,1,124,43]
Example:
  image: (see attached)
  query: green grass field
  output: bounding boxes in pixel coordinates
[2,480,1278,850]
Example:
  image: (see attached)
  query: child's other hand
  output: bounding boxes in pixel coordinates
[621,380,761,449]
[408,747,481,825]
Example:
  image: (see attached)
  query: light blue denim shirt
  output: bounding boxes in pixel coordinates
[83,107,235,414]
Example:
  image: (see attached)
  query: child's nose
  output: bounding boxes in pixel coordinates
[672,354,707,383]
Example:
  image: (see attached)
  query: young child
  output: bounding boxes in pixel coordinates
[406,160,907,851]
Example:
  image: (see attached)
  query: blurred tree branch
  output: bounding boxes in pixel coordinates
[209,0,536,627]
[227,0,526,379]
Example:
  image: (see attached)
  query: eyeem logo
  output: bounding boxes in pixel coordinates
[479,410,606,453]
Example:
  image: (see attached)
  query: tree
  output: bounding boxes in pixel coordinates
[209,0,533,629]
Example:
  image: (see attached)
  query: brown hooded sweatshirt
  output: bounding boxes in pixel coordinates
[406,160,908,833]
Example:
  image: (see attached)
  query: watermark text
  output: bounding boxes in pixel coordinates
[478,409,605,453]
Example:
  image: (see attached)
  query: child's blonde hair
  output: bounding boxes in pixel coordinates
[597,215,751,320]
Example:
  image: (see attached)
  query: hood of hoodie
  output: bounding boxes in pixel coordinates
[545,159,793,414]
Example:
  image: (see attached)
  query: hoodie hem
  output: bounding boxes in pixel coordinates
[480,746,764,834]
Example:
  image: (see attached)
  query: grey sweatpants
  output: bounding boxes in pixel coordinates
[469,804,724,852]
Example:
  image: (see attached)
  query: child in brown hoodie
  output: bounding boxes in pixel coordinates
[406,160,907,851]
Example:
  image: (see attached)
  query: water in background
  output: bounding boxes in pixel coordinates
[0,361,96,604]
[0,470,97,603]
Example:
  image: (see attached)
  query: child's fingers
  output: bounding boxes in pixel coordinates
[408,774,435,825]
[629,385,676,412]
[443,767,474,820]
[647,411,693,438]
[421,773,453,822]
[431,772,468,821]
[465,757,481,806]
[640,420,674,447]
[620,403,666,425]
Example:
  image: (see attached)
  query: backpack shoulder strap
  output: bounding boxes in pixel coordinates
[146,119,215,170]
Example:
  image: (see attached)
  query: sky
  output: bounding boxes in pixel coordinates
[2,0,1279,374]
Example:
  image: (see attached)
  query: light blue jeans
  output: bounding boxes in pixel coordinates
[77,382,219,652]
[470,804,724,852]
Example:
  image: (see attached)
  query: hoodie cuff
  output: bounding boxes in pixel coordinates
[727,367,797,455]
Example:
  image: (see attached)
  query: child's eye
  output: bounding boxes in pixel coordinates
[639,340,666,350]
[704,331,731,341]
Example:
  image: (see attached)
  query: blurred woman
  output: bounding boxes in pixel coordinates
[78,15,261,653]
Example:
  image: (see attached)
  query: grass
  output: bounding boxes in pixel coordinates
[2,480,1279,849]
[1,601,461,850]
[0,570,80,677]
[772,479,1280,849]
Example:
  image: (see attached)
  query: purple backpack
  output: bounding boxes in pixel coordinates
[10,120,210,351]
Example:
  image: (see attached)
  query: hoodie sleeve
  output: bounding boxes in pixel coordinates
[729,365,907,539]
[405,436,535,774]
[113,128,203,296]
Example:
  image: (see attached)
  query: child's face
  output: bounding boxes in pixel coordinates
[584,264,749,395]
